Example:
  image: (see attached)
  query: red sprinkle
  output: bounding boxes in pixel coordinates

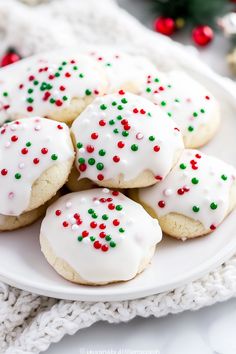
[205,95,210,100]
[55,210,61,216]
[158,200,165,208]
[55,100,63,107]
[113,219,120,226]
[153,145,160,152]
[99,120,106,126]
[27,106,33,112]
[133,108,139,114]
[91,132,98,140]
[99,232,106,238]
[117,141,125,148]
[119,90,125,95]
[112,191,119,196]
[90,221,97,229]
[87,145,94,153]
[79,164,87,172]
[41,148,48,154]
[60,85,65,91]
[11,135,18,142]
[74,213,80,220]
[65,72,71,78]
[140,109,146,114]
[155,175,163,181]
[113,155,120,163]
[82,230,89,237]
[57,124,63,130]
[97,174,104,181]
[21,148,28,155]
[1,169,8,176]
[210,224,216,231]
[33,158,40,164]
[63,221,69,227]
[94,241,101,249]
[99,223,106,230]
[177,188,185,195]
[101,244,109,252]
[29,75,35,81]
[195,153,202,159]
[108,203,115,210]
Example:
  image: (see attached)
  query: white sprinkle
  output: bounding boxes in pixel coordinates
[8,192,14,199]
[80,197,86,204]
[18,163,25,169]
[5,142,10,148]
[79,148,85,153]
[70,218,76,225]
[136,132,144,140]
[34,125,41,131]
[103,188,110,194]
[10,125,16,131]
[71,224,79,231]
[66,202,72,209]
[94,200,100,205]
[163,188,173,196]
[105,133,112,140]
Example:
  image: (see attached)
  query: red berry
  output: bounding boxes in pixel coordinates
[113,219,120,226]
[33,158,39,164]
[113,155,120,163]
[1,169,8,176]
[91,132,98,140]
[41,148,48,154]
[1,52,21,67]
[154,16,175,36]
[117,141,125,148]
[55,210,61,216]
[90,221,97,228]
[192,25,214,47]
[158,200,165,208]
[101,244,109,252]
[94,241,101,249]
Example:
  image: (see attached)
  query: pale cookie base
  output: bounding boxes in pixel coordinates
[27,157,74,212]
[95,148,183,189]
[129,181,236,240]
[66,165,97,192]
[40,234,156,285]
[184,104,221,148]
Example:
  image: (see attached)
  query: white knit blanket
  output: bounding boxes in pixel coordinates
[1,1,236,353]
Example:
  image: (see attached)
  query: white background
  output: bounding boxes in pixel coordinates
[46,1,236,353]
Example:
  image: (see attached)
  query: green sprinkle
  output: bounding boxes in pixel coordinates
[92,213,98,219]
[180,163,186,170]
[188,126,194,132]
[112,101,117,106]
[119,228,125,233]
[154,78,159,82]
[192,206,200,213]
[55,72,60,77]
[161,101,166,106]
[191,177,199,185]
[79,73,84,78]
[149,135,155,141]
[3,92,8,97]
[122,131,129,137]
[50,98,55,104]
[221,174,227,181]
[63,96,68,101]
[78,157,85,164]
[73,66,78,70]
[62,61,67,65]
[200,109,205,113]
[131,144,138,151]
[109,120,115,125]
[100,104,107,110]
[99,149,106,156]
[116,115,122,120]
[51,154,58,161]
[146,87,151,93]
[26,142,31,147]
[105,235,111,241]
[121,98,128,104]
[167,84,172,88]
[88,209,94,214]
[106,63,112,67]
[193,112,198,117]
[117,105,123,110]
[77,236,83,242]
[113,128,119,134]
[28,88,33,94]
[85,89,92,96]
[116,205,123,211]
[15,173,21,180]
[167,112,172,117]
[76,142,83,149]
[210,202,218,210]
[147,112,152,117]
[27,97,34,103]
[33,80,39,85]
[58,66,63,71]
[102,214,109,220]
[110,241,116,248]
[88,158,95,166]
[174,98,180,103]
[90,236,95,242]
[96,162,104,171]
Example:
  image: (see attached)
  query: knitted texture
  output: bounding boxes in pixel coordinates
[1,0,236,353]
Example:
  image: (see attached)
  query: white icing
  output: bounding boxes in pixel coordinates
[140,70,218,137]
[0,52,108,124]
[139,149,236,230]
[40,189,162,283]
[88,49,157,92]
[71,92,184,184]
[0,117,74,216]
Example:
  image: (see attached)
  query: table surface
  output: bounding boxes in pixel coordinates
[46,1,236,353]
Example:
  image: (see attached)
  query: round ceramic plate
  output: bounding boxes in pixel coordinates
[0,71,236,302]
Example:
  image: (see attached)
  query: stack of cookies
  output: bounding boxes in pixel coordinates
[0,49,235,285]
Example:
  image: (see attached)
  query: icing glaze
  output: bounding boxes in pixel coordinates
[139,149,236,231]
[40,188,162,283]
[140,70,218,137]
[71,92,184,184]
[0,117,74,216]
[88,49,157,92]
[0,52,108,124]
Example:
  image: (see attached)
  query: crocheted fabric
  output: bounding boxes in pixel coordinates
[1,1,236,353]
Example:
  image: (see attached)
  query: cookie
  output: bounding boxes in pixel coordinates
[88,48,157,93]
[0,118,74,218]
[140,70,220,148]
[40,188,162,285]
[66,165,97,192]
[0,52,108,125]
[133,149,236,240]
[71,91,184,188]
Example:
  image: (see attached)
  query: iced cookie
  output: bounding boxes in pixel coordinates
[140,70,220,148]
[71,92,184,188]
[0,52,108,125]
[88,49,157,93]
[0,118,74,223]
[132,150,236,240]
[40,188,162,285]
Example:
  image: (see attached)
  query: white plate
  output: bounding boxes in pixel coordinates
[0,71,236,302]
